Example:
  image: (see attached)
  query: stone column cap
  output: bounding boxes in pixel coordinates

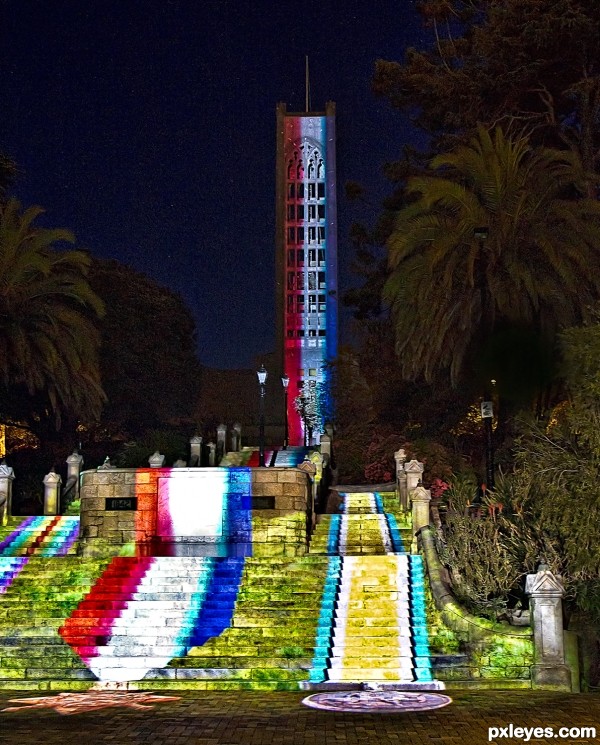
[190,435,203,444]
[148,451,165,468]
[43,470,62,485]
[66,450,84,465]
[404,459,424,473]
[411,486,431,502]
[394,448,406,462]
[0,461,15,479]
[526,569,565,597]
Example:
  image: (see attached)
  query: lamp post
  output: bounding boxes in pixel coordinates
[257,365,268,467]
[481,394,495,491]
[281,374,289,450]
[474,226,494,490]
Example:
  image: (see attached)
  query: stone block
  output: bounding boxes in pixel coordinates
[283,483,305,497]
[275,497,294,510]
[276,471,303,483]
[82,498,104,511]
[253,483,282,497]
[252,471,274,484]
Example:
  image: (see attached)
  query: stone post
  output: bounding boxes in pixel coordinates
[0,461,15,526]
[404,459,424,501]
[232,423,242,452]
[66,450,84,499]
[411,486,431,553]
[189,435,202,467]
[216,423,227,463]
[43,469,62,516]
[526,567,572,690]
[148,451,165,468]
[394,448,407,510]
[208,442,216,467]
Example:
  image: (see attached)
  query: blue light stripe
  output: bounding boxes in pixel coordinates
[308,556,341,682]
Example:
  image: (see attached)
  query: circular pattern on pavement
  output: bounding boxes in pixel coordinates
[302,690,452,713]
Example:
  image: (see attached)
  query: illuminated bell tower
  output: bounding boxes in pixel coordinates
[275,101,338,446]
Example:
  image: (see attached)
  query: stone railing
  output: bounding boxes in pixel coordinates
[419,522,576,691]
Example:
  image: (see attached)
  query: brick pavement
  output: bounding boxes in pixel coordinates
[0,690,599,745]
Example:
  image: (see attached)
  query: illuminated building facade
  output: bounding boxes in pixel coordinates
[275,102,338,445]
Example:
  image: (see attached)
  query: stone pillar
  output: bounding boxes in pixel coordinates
[43,469,62,516]
[208,442,216,467]
[216,424,227,463]
[526,567,572,690]
[232,422,242,453]
[148,451,165,468]
[411,486,431,542]
[320,434,331,461]
[404,459,424,499]
[173,459,187,468]
[66,450,84,498]
[394,448,407,510]
[0,461,15,526]
[189,435,202,467]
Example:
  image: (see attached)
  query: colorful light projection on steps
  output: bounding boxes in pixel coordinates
[0,557,27,594]
[60,468,252,681]
[308,491,436,687]
[0,516,80,558]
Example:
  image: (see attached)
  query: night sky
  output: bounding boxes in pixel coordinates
[1,1,425,368]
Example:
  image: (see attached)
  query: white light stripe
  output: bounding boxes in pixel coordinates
[89,557,212,682]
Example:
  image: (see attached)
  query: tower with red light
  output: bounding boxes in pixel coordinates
[275,102,338,446]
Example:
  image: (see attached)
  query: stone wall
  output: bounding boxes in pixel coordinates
[78,467,312,556]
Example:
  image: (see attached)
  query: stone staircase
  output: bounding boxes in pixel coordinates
[0,556,109,689]
[0,491,440,690]
[305,492,438,688]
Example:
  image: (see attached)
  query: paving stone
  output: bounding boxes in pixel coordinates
[0,690,599,745]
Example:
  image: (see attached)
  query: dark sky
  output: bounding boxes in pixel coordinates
[1,0,425,368]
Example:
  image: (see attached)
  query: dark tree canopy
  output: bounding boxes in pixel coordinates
[89,259,202,438]
[0,199,105,432]
[374,0,600,168]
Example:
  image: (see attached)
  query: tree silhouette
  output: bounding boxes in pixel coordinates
[384,127,600,389]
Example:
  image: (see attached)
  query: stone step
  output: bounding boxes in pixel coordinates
[327,668,415,682]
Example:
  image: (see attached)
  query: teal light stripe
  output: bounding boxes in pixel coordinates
[308,555,341,683]
[409,555,433,679]
[176,557,215,649]
[326,515,340,554]
[386,514,405,553]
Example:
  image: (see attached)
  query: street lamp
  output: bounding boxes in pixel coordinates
[281,374,289,450]
[481,392,495,491]
[256,365,268,467]
[475,227,494,490]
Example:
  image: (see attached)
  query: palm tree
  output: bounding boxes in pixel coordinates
[0,199,105,428]
[384,126,600,386]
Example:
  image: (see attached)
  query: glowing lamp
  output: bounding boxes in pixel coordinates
[257,365,268,386]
